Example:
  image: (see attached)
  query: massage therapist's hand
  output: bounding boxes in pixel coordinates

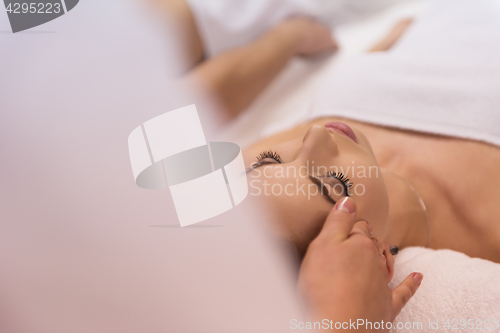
[298,197,423,331]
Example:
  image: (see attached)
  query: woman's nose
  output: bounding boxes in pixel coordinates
[299,124,339,163]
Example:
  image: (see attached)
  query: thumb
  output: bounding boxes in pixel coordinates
[392,272,423,317]
[321,197,357,242]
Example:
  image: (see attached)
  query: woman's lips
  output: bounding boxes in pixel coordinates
[324,122,358,143]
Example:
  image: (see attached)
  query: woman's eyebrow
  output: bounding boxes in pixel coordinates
[308,176,337,205]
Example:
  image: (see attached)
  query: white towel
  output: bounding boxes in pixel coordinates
[389,247,500,333]
[185,0,406,57]
[309,0,500,147]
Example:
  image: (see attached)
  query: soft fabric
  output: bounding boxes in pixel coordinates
[308,0,500,146]
[184,0,403,57]
[390,247,500,333]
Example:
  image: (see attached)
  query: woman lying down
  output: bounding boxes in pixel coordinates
[161,0,500,328]
[247,2,500,329]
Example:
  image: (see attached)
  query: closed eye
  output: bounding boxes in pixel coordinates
[256,150,282,163]
[309,176,337,205]
[246,150,283,172]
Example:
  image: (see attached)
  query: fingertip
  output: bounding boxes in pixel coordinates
[413,272,423,286]
[393,272,424,315]
[334,197,355,214]
[322,197,358,241]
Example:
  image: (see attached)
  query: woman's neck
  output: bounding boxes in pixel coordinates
[381,170,430,249]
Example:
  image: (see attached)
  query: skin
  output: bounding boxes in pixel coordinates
[151,0,410,119]
[369,18,413,52]
[343,118,500,263]
[244,117,500,263]
[150,0,338,118]
[161,12,500,263]
[152,2,429,256]
[187,18,337,117]
[298,197,423,332]
[244,123,395,256]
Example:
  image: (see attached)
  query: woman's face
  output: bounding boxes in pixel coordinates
[243,121,390,255]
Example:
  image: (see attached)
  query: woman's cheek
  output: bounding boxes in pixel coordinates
[355,179,390,239]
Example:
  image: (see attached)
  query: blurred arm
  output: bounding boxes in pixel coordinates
[186,18,337,118]
[369,18,413,52]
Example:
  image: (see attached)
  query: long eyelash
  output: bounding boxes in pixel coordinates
[256,150,282,163]
[325,170,354,194]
